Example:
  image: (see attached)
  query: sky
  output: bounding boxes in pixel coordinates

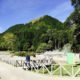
[0,0,74,33]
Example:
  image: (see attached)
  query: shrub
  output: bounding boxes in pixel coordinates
[14,51,35,57]
[36,43,52,53]
[14,51,26,56]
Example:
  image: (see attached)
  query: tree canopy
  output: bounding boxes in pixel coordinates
[0,1,80,54]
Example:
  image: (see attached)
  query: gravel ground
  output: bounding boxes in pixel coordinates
[0,51,80,80]
[0,61,80,80]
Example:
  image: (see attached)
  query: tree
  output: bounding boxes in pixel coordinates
[71,0,80,9]
[23,42,31,51]
[2,33,16,50]
[40,34,49,43]
[48,40,53,50]
[71,0,80,24]
[57,30,64,49]
[64,0,80,27]
[52,29,58,49]
[36,43,52,53]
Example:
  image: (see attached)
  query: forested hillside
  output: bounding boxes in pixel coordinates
[64,0,80,52]
[0,0,80,54]
[0,15,68,53]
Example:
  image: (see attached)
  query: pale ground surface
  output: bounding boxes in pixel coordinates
[0,61,80,80]
[0,51,80,80]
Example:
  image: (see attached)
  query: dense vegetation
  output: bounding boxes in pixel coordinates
[0,15,66,52]
[0,0,80,54]
[64,0,80,52]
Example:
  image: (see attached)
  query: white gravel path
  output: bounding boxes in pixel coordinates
[0,61,80,80]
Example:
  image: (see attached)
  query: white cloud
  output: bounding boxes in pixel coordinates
[0,27,3,33]
[48,1,74,22]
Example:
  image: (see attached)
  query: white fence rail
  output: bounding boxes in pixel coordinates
[0,54,80,77]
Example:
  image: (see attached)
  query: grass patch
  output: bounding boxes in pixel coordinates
[33,64,80,76]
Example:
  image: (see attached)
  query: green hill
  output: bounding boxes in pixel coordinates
[0,0,80,55]
[0,14,80,53]
[0,15,66,52]
[64,10,80,53]
[4,15,63,33]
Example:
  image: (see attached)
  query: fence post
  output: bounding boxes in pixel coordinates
[60,64,62,76]
[72,64,74,77]
[42,64,45,74]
